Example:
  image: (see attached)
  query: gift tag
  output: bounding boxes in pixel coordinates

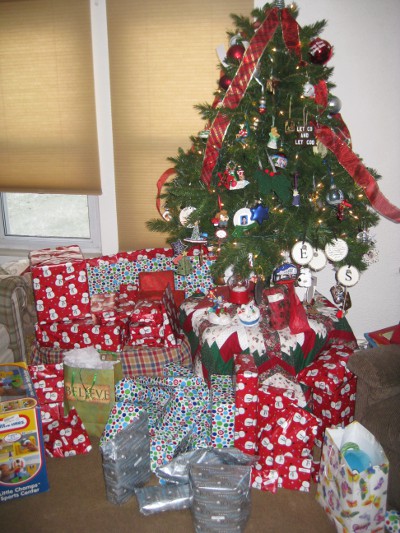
[291,241,313,265]
[308,248,327,271]
[336,265,360,287]
[325,238,348,262]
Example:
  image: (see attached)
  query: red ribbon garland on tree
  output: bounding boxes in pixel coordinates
[200,7,281,187]
[313,122,400,223]
[156,168,176,218]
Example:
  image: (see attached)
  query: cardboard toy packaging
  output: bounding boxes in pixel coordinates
[0,363,49,502]
[29,245,91,324]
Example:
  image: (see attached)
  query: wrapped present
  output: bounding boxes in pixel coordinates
[261,371,308,408]
[100,401,148,445]
[40,402,64,425]
[233,353,259,454]
[114,377,149,404]
[311,376,357,441]
[90,292,119,324]
[297,344,357,445]
[44,407,92,458]
[254,386,320,493]
[296,344,354,394]
[210,375,235,448]
[28,363,64,405]
[130,300,163,326]
[100,409,151,505]
[150,425,195,472]
[127,322,164,347]
[30,245,91,324]
[35,316,128,352]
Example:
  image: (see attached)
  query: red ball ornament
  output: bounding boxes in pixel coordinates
[226,44,245,62]
[308,37,333,65]
[219,75,232,91]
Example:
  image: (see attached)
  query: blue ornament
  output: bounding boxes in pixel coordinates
[250,203,269,225]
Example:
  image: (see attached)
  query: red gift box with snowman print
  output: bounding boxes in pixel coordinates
[28,363,64,405]
[128,322,164,347]
[233,353,259,454]
[297,344,356,446]
[30,245,91,324]
[252,386,320,493]
[44,407,92,458]
[34,316,128,352]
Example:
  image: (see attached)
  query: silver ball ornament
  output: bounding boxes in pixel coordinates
[326,184,344,206]
[328,96,342,115]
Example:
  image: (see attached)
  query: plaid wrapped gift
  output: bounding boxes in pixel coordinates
[31,333,192,378]
[121,336,192,377]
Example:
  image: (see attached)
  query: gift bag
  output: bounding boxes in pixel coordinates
[63,349,123,437]
[316,421,389,533]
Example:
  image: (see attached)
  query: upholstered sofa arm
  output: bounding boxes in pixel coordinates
[347,345,400,415]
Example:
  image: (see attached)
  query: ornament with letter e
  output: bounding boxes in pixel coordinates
[291,241,313,265]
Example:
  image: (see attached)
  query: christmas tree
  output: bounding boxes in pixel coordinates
[147,1,400,291]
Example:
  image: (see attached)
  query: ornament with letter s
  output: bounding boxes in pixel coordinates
[336,265,360,287]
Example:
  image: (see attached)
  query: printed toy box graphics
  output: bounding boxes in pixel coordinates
[316,421,388,533]
[0,363,49,501]
[30,245,91,324]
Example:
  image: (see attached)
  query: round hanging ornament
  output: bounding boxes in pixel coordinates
[308,37,333,65]
[328,95,342,115]
[325,238,349,262]
[226,44,245,61]
[233,208,253,227]
[219,75,232,90]
[326,183,345,206]
[308,248,328,271]
[336,265,360,287]
[291,241,314,265]
[179,206,196,227]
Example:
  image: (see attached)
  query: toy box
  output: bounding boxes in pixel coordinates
[0,363,49,501]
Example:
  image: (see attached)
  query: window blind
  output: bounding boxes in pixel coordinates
[107,0,252,250]
[0,0,101,194]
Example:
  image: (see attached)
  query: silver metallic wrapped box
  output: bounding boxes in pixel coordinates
[100,411,151,505]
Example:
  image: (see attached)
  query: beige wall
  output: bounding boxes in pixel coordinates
[107,0,252,251]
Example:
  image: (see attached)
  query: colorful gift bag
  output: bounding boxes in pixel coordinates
[316,421,389,533]
[63,361,123,437]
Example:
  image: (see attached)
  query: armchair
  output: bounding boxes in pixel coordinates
[347,344,400,510]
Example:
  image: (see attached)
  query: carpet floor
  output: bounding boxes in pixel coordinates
[0,438,336,533]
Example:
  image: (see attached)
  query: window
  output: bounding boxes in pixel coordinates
[0,0,102,256]
[0,193,101,254]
